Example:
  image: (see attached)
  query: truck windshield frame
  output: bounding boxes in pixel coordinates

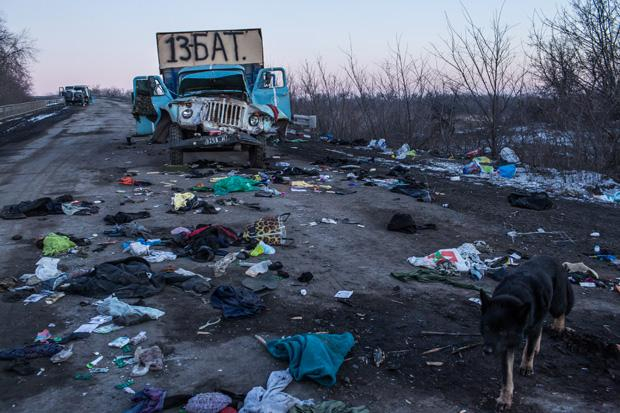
[178,73,247,97]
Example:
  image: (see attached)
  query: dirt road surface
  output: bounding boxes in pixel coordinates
[0,99,618,412]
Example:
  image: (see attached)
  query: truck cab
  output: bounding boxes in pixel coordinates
[132,29,290,167]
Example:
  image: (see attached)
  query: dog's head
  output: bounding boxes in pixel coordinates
[479,289,529,355]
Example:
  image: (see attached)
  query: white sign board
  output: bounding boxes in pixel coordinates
[156,29,264,70]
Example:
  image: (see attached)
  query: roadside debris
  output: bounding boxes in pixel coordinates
[1,195,99,219]
[406,243,486,279]
[387,213,436,234]
[508,192,553,211]
[104,211,151,225]
[210,285,265,318]
[240,370,313,412]
[263,332,355,386]
[391,269,483,292]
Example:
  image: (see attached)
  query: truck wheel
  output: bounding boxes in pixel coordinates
[152,115,171,143]
[168,125,184,165]
[249,138,266,168]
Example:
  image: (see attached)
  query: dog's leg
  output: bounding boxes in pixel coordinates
[552,314,565,332]
[519,327,542,376]
[496,348,515,411]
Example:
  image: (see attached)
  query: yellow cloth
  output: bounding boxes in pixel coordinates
[173,192,195,210]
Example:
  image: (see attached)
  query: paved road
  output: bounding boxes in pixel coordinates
[0,99,617,413]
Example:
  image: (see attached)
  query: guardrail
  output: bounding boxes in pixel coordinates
[0,98,65,122]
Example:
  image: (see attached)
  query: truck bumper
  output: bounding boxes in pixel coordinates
[169,132,263,151]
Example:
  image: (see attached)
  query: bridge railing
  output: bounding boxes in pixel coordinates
[0,99,65,122]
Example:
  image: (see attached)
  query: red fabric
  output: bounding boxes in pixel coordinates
[267,104,279,122]
[118,176,136,185]
[219,408,237,413]
[187,225,239,242]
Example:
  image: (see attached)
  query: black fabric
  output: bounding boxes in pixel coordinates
[275,166,320,177]
[1,195,73,219]
[104,211,151,225]
[298,272,314,283]
[63,257,212,298]
[507,192,553,211]
[390,185,432,202]
[161,272,211,294]
[387,213,437,234]
[63,257,164,298]
[0,343,63,360]
[178,225,239,262]
[210,285,265,318]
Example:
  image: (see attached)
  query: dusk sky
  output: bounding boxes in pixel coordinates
[2,0,563,95]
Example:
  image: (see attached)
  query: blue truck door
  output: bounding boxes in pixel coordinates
[132,76,173,136]
[252,68,291,119]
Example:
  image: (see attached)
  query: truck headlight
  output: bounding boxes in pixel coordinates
[181,108,193,119]
[248,114,260,127]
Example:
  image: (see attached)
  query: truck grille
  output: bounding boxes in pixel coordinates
[203,101,244,128]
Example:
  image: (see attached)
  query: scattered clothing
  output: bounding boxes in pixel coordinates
[1,195,73,219]
[213,176,260,196]
[390,184,431,202]
[42,233,76,256]
[104,211,151,225]
[171,192,212,212]
[179,225,239,262]
[266,333,355,386]
[119,176,152,187]
[391,268,482,292]
[124,387,166,413]
[298,272,314,283]
[241,273,280,292]
[387,213,436,234]
[132,345,164,376]
[125,242,177,263]
[185,393,232,413]
[20,257,62,285]
[289,401,370,413]
[210,285,265,318]
[97,296,165,321]
[61,200,100,216]
[64,257,163,298]
[239,370,313,413]
[0,343,63,360]
[507,192,553,211]
[104,222,152,238]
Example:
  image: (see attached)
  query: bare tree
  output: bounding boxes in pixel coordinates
[531,0,620,174]
[0,17,35,105]
[433,4,525,155]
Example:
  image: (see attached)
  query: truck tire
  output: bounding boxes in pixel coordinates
[168,125,184,165]
[276,120,289,139]
[152,115,171,143]
[249,138,266,168]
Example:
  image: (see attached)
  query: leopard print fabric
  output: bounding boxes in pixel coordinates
[243,214,289,245]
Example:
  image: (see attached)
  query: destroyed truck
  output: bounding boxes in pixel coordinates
[132,28,291,167]
[59,85,91,105]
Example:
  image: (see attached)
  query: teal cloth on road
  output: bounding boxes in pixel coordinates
[213,176,260,196]
[266,332,355,387]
